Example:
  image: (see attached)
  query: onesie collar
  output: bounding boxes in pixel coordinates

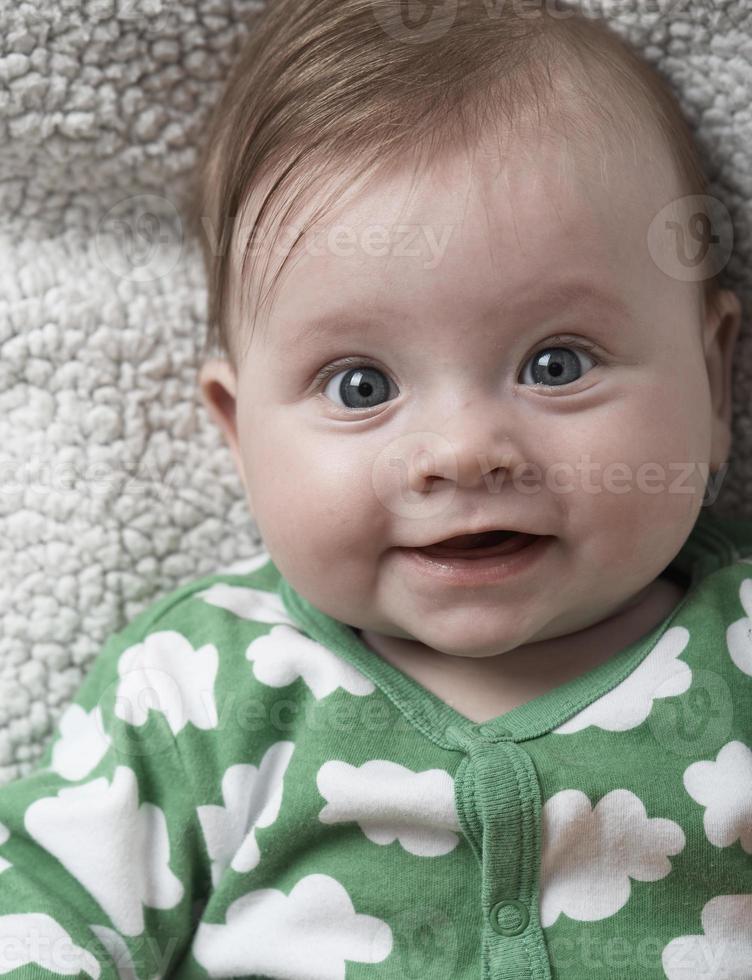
[278,509,739,751]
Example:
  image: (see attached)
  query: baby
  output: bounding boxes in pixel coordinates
[1,1,751,979]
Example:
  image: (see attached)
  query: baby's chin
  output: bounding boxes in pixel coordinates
[376,575,683,662]
[358,624,545,661]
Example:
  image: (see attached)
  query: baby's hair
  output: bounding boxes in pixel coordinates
[187,0,726,369]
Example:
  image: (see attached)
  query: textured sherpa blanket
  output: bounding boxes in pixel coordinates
[0,0,750,782]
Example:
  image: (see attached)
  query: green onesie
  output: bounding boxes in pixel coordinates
[0,507,750,980]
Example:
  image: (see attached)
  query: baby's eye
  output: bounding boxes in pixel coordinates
[322,364,398,411]
[519,345,596,387]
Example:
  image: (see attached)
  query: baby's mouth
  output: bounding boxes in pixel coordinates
[417,530,537,559]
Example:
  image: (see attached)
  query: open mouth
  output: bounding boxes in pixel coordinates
[418,530,537,559]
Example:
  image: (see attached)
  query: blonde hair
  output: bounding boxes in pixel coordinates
[187,0,726,369]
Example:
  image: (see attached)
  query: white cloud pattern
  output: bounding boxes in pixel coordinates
[552,627,692,734]
[662,895,752,978]
[683,740,752,853]
[195,582,295,626]
[317,759,460,856]
[726,578,752,676]
[191,873,392,980]
[539,788,685,927]
[50,704,111,781]
[246,625,375,700]
[0,913,101,978]
[197,741,296,888]
[24,766,184,936]
[212,551,272,577]
[116,630,219,736]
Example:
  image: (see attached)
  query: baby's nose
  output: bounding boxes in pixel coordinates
[409,405,525,492]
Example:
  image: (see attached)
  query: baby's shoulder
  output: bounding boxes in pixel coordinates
[672,539,752,751]
[680,538,752,641]
[682,510,752,626]
[109,549,299,712]
[139,548,290,639]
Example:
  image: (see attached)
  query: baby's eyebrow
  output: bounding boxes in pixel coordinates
[540,281,631,316]
[278,310,388,349]
[283,280,631,347]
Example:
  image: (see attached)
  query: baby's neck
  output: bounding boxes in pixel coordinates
[356,573,687,724]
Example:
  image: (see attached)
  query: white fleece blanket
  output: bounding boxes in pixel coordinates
[0,0,750,783]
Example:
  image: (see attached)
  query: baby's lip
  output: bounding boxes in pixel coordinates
[416,531,540,560]
[415,525,543,549]
[429,529,519,549]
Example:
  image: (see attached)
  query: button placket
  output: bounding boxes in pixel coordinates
[463,739,551,980]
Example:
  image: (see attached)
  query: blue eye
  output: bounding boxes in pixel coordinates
[323,364,397,410]
[520,346,596,387]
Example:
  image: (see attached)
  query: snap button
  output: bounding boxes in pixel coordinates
[489,899,529,936]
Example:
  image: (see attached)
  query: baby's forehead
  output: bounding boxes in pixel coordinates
[263,135,672,266]
[228,93,693,353]
[239,88,679,250]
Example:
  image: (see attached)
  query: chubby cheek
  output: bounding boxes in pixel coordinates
[543,379,712,571]
[240,409,388,596]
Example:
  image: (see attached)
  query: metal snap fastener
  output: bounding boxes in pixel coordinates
[489,899,529,936]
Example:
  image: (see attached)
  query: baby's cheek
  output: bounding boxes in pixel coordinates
[592,380,706,489]
[245,419,377,567]
[558,397,706,568]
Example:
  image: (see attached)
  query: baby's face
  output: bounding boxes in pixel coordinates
[201,121,739,658]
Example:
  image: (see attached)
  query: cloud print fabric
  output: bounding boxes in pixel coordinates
[0,509,750,979]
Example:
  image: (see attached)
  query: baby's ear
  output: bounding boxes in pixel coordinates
[198,358,250,499]
[703,288,743,474]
